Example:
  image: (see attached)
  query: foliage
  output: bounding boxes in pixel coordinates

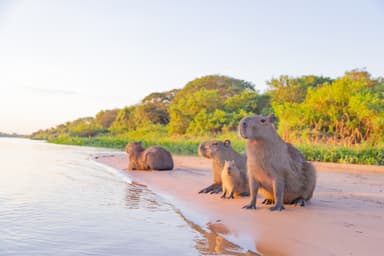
[272,69,384,145]
[168,75,268,134]
[30,70,384,165]
[267,74,333,103]
[47,129,384,165]
[95,109,119,129]
[109,106,136,134]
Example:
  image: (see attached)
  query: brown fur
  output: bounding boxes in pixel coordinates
[238,114,316,211]
[221,160,243,199]
[198,140,248,195]
[125,141,174,171]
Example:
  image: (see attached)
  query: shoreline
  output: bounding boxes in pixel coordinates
[94,152,384,256]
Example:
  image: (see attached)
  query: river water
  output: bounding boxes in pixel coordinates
[0,138,246,256]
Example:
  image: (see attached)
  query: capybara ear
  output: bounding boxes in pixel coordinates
[224,139,231,147]
[136,141,142,145]
[268,114,277,123]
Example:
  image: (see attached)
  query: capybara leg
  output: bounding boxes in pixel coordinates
[243,177,259,209]
[221,191,227,199]
[262,198,275,205]
[239,191,250,197]
[199,183,223,194]
[228,191,235,199]
[270,179,285,211]
[128,162,136,170]
[291,197,307,207]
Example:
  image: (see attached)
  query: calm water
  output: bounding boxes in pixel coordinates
[0,138,246,256]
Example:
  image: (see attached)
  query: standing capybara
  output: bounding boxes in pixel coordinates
[221,160,243,199]
[125,141,174,171]
[238,114,316,211]
[198,139,248,195]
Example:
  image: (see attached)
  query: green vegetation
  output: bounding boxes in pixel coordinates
[31,71,384,165]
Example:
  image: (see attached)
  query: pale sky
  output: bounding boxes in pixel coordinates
[0,0,383,134]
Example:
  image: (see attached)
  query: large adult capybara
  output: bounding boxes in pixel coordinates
[125,141,174,171]
[238,114,316,211]
[198,139,248,195]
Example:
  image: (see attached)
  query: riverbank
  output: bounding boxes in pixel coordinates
[95,152,384,256]
[37,133,384,165]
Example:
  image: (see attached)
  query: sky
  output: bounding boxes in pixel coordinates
[0,0,383,134]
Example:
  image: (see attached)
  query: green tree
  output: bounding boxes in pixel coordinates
[273,69,384,144]
[267,75,333,104]
[169,75,258,134]
[95,109,119,129]
[67,117,105,137]
[109,106,136,134]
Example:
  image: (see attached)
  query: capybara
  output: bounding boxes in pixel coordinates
[198,139,248,195]
[238,114,316,211]
[221,160,243,199]
[125,141,174,171]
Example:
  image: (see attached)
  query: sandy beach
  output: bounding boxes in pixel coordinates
[95,153,384,256]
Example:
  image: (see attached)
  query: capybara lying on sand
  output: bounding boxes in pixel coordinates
[125,141,174,171]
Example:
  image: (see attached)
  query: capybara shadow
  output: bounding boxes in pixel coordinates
[239,114,316,211]
[125,141,174,171]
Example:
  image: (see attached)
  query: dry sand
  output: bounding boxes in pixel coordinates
[94,153,384,256]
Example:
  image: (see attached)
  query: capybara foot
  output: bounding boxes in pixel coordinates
[209,185,223,194]
[228,192,234,199]
[199,183,222,194]
[291,197,307,207]
[262,198,274,205]
[242,202,256,209]
[221,192,226,199]
[270,204,285,211]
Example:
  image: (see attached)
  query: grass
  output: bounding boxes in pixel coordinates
[297,143,384,165]
[46,130,384,166]
[48,133,202,155]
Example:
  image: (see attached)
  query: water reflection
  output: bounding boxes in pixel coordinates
[177,210,260,256]
[125,185,143,209]
[124,185,164,211]
[123,183,258,256]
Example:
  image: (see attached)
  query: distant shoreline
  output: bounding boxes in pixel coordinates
[0,132,27,138]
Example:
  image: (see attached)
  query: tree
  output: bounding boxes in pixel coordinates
[67,117,105,137]
[169,74,259,134]
[109,106,136,133]
[267,75,333,104]
[95,109,119,129]
[272,69,384,144]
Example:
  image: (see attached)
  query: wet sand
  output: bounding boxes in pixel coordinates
[95,153,384,256]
